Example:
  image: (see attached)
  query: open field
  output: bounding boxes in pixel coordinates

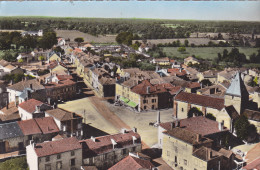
[55,30,117,43]
[162,47,260,60]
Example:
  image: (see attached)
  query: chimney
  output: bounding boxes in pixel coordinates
[171,122,175,130]
[35,105,40,113]
[196,134,201,142]
[132,127,137,133]
[147,86,150,93]
[157,111,160,124]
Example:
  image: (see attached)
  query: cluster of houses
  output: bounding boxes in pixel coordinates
[0,35,259,170]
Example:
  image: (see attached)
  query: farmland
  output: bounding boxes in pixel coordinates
[161,47,260,60]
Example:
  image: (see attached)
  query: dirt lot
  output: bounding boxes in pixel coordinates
[55,30,116,43]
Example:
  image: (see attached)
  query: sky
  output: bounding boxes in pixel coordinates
[0,1,259,21]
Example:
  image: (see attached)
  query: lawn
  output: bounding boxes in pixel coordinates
[162,47,259,60]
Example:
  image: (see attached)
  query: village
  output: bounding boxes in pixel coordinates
[0,29,259,170]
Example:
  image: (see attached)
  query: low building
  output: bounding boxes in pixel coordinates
[26,137,82,170]
[158,116,228,149]
[18,99,52,120]
[22,30,43,37]
[80,129,142,170]
[184,56,200,66]
[0,122,24,153]
[162,127,233,170]
[108,153,155,170]
[45,108,83,138]
[17,117,60,146]
[152,57,171,65]
[0,102,20,124]
[7,79,45,104]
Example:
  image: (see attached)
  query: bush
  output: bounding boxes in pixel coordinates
[206,113,216,121]
[0,156,29,170]
[18,58,24,63]
[187,107,203,118]
[177,46,186,53]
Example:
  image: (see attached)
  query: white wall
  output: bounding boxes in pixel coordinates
[26,144,39,170]
[18,107,33,120]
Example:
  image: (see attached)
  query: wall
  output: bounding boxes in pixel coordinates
[26,144,39,170]
[176,101,188,119]
[18,107,33,120]
[224,95,241,114]
[38,148,82,170]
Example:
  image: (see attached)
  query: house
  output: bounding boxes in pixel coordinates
[26,137,82,170]
[97,77,116,97]
[48,60,67,73]
[0,59,24,79]
[7,79,45,104]
[0,102,20,124]
[108,153,155,170]
[138,43,150,53]
[22,30,43,37]
[17,117,60,146]
[45,108,83,138]
[162,127,234,170]
[197,70,218,84]
[243,143,260,170]
[0,80,8,109]
[167,68,187,78]
[197,84,227,98]
[44,79,77,103]
[17,53,35,62]
[0,122,24,153]
[217,69,237,83]
[158,116,228,149]
[152,57,171,65]
[18,99,52,120]
[116,68,141,79]
[48,52,62,62]
[184,56,200,66]
[80,129,141,170]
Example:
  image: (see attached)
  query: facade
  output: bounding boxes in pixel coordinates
[152,57,171,65]
[80,129,142,170]
[26,137,82,170]
[45,108,83,138]
[48,52,62,62]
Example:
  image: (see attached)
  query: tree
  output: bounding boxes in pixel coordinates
[187,107,203,118]
[39,32,57,49]
[184,39,189,47]
[177,46,186,53]
[234,114,250,141]
[0,156,29,170]
[74,37,84,46]
[18,58,24,63]
[38,56,45,61]
[116,32,133,46]
[205,113,216,121]
[248,76,258,87]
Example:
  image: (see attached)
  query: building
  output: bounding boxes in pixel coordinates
[108,153,155,170]
[97,77,116,97]
[162,127,233,170]
[152,57,171,65]
[0,80,8,109]
[158,116,228,149]
[17,117,60,146]
[197,84,227,98]
[18,99,52,120]
[0,122,24,153]
[48,52,62,62]
[7,79,45,104]
[0,59,24,79]
[0,102,20,124]
[22,30,43,37]
[184,56,200,66]
[45,108,83,138]
[80,129,142,170]
[26,137,82,170]
[197,70,218,84]
[243,109,260,133]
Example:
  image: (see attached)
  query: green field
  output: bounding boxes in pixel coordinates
[162,47,260,60]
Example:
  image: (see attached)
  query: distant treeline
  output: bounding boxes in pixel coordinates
[0,17,259,39]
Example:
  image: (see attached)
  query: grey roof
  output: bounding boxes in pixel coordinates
[0,122,24,140]
[226,72,248,97]
[7,79,45,92]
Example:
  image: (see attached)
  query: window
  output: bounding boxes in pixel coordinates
[152,105,155,109]
[45,164,51,170]
[57,154,61,159]
[152,99,156,103]
[144,106,147,110]
[46,156,50,162]
[174,146,178,153]
[132,147,136,152]
[70,159,75,166]
[181,108,184,112]
[122,149,127,155]
[184,159,187,165]
[71,151,75,156]
[56,161,62,170]
[143,100,146,104]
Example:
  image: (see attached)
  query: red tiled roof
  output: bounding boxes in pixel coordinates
[160,116,227,136]
[131,80,171,95]
[187,82,201,89]
[243,157,260,170]
[44,79,76,88]
[175,91,224,110]
[108,155,154,170]
[34,117,60,134]
[56,74,73,81]
[80,131,141,157]
[168,68,187,77]
[18,99,44,114]
[18,119,42,136]
[35,137,81,157]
